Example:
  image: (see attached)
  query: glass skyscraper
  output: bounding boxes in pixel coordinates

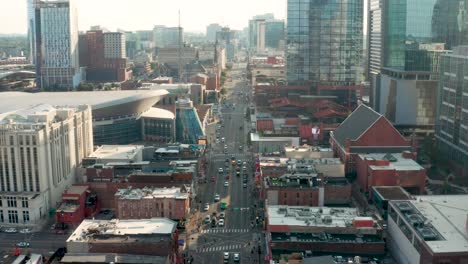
[286,0,364,88]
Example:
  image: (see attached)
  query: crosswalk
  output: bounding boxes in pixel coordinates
[200,228,249,234]
[196,244,245,253]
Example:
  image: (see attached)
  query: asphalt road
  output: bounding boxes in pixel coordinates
[188,63,261,264]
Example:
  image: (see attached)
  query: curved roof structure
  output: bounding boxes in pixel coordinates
[0,90,168,120]
[141,107,175,120]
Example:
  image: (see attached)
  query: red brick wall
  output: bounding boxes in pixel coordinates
[116,196,189,220]
[324,185,352,205]
[276,189,319,206]
[89,240,173,257]
[352,118,411,147]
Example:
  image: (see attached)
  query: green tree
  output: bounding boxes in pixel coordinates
[220,88,227,95]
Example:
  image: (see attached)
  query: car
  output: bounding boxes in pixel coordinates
[220,202,227,210]
[204,203,210,211]
[221,137,225,143]
[236,167,240,171]
[236,171,241,176]
[211,219,217,227]
[19,228,31,234]
[239,145,243,150]
[242,161,247,166]
[231,156,236,160]
[214,194,220,202]
[211,176,216,182]
[218,168,224,173]
[242,166,247,171]
[233,253,240,262]
[215,139,220,144]
[223,252,230,261]
[243,183,247,188]
[225,175,230,180]
[4,228,17,233]
[218,219,225,227]
[237,159,242,164]
[219,212,226,219]
[224,181,229,187]
[16,242,30,248]
[204,215,211,224]
[225,158,230,163]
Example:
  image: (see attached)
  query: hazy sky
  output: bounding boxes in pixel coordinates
[2,0,287,34]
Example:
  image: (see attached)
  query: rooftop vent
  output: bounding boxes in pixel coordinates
[417,226,438,241]
[407,214,424,226]
[396,202,412,212]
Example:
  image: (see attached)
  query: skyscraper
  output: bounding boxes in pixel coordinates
[368,0,468,127]
[265,20,285,49]
[206,23,222,42]
[286,0,364,106]
[34,0,81,89]
[27,0,36,65]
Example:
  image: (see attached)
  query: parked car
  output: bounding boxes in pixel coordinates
[218,219,225,227]
[4,228,17,233]
[204,215,211,224]
[204,203,210,211]
[219,212,225,219]
[19,228,31,234]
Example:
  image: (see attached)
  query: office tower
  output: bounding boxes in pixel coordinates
[206,23,222,42]
[104,32,126,59]
[216,27,236,61]
[256,21,266,53]
[27,0,36,65]
[265,20,285,49]
[286,0,363,106]
[368,0,468,127]
[34,0,81,89]
[0,104,93,226]
[435,46,468,178]
[153,26,184,48]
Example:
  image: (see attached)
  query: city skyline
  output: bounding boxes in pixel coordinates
[3,0,286,34]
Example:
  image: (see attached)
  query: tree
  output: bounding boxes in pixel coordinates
[220,88,227,95]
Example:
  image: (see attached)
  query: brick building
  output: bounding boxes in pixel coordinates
[266,205,385,261]
[115,186,190,220]
[388,196,468,264]
[356,152,426,194]
[55,185,98,228]
[330,104,413,175]
[66,218,179,262]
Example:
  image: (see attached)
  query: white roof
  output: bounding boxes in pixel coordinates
[359,153,424,171]
[67,218,177,242]
[141,107,175,120]
[267,205,362,228]
[250,133,299,142]
[409,195,468,253]
[88,145,144,160]
[0,90,168,113]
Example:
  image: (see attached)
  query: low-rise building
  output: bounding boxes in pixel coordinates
[388,196,468,264]
[82,145,144,167]
[55,185,98,228]
[371,186,412,218]
[356,152,426,194]
[266,205,385,260]
[330,104,413,175]
[60,253,170,264]
[284,145,334,159]
[115,186,189,220]
[66,218,179,261]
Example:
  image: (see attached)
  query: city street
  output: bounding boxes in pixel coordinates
[187,63,262,264]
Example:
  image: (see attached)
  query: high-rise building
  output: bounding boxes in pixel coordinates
[265,20,285,49]
[216,27,236,61]
[104,32,126,59]
[435,46,468,178]
[206,23,222,42]
[286,0,363,106]
[0,104,93,226]
[256,21,266,53]
[34,0,82,89]
[27,0,36,65]
[153,26,183,48]
[368,0,468,128]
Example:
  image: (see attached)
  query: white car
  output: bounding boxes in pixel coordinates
[218,168,224,173]
[204,215,211,224]
[233,253,240,262]
[204,203,210,211]
[223,252,230,261]
[19,228,31,234]
[218,219,225,227]
[214,194,220,202]
[4,228,17,233]
[224,181,229,187]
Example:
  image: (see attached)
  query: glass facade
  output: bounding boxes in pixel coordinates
[93,118,141,145]
[265,20,285,49]
[287,0,363,86]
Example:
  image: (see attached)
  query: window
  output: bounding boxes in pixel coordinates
[7,197,16,208]
[0,210,3,222]
[21,198,28,208]
[8,210,18,223]
[23,211,29,223]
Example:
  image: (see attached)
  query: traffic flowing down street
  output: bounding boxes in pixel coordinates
[185,63,264,264]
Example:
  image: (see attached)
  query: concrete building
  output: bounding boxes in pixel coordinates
[387,196,468,263]
[0,104,93,226]
[251,134,300,153]
[34,0,82,89]
[284,146,334,159]
[356,152,426,194]
[141,108,176,143]
[0,90,168,145]
[330,104,413,175]
[79,30,130,82]
[61,253,170,264]
[266,205,385,260]
[256,21,266,53]
[115,186,190,220]
[153,26,182,48]
[66,218,179,261]
[82,145,144,166]
[435,46,468,178]
[370,186,412,217]
[206,23,222,42]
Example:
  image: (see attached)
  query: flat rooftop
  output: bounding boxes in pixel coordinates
[64,185,89,196]
[61,253,168,264]
[401,195,468,253]
[372,186,412,201]
[284,146,332,153]
[115,186,189,200]
[359,153,424,171]
[67,218,177,243]
[267,205,367,228]
[87,145,144,161]
[0,90,168,113]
